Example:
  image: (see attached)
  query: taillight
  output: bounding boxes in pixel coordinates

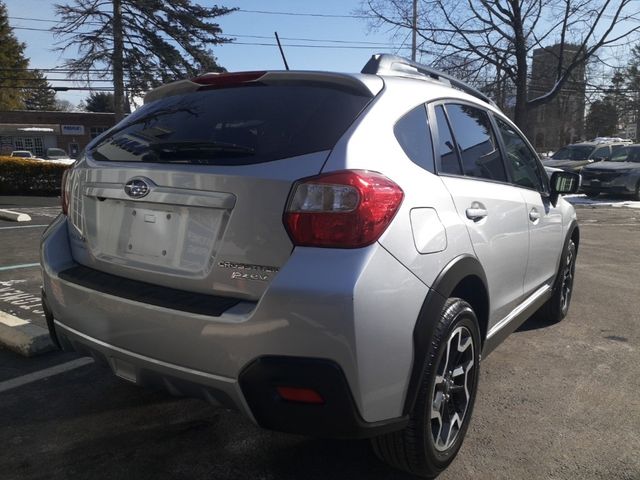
[61,169,71,215]
[284,170,404,248]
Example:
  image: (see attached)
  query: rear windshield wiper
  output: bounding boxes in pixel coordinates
[142,141,256,162]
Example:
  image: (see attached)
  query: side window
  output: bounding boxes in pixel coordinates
[611,144,625,156]
[495,118,546,191]
[445,104,507,182]
[591,146,610,160]
[394,105,435,173]
[434,105,462,175]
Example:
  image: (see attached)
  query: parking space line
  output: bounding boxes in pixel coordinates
[0,357,94,393]
[0,263,40,272]
[0,225,48,230]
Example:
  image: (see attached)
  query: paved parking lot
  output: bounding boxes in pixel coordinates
[0,198,638,480]
[0,196,60,327]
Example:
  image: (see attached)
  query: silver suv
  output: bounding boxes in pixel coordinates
[41,54,580,478]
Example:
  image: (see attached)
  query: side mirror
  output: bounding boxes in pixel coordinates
[550,171,580,205]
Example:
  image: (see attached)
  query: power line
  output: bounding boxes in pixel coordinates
[10,23,401,50]
[0,77,113,82]
[9,21,396,48]
[236,9,371,19]
[0,85,113,91]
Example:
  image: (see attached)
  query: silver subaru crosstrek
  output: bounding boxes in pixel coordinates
[41,54,580,478]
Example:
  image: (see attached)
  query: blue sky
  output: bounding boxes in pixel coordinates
[5,0,639,107]
[6,0,405,106]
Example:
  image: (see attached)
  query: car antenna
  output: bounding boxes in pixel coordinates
[274,32,290,70]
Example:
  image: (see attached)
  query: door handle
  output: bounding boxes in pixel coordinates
[466,206,488,221]
[529,208,541,222]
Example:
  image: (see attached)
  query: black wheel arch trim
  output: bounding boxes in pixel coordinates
[402,254,488,416]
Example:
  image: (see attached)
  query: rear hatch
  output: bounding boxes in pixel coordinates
[66,72,380,301]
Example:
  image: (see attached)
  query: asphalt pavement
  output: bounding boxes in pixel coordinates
[0,201,638,480]
[0,196,60,328]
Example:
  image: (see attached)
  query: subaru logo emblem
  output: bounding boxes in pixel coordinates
[124,178,150,199]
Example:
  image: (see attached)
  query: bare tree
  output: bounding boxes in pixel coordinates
[361,0,640,132]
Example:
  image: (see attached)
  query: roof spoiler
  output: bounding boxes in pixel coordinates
[361,54,497,108]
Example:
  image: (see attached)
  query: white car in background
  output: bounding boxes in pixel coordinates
[40,148,75,166]
[10,150,36,159]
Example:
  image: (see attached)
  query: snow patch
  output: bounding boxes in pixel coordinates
[565,195,640,209]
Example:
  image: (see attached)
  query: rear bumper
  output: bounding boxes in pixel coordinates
[41,216,425,435]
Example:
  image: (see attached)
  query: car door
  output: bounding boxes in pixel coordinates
[432,102,529,325]
[493,117,563,297]
[590,145,611,162]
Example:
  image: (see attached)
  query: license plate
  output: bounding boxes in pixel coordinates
[127,206,177,258]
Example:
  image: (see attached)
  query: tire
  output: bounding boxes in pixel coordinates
[538,238,577,323]
[371,298,481,478]
[634,183,640,201]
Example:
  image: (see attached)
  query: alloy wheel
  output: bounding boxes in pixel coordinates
[560,241,576,314]
[430,325,475,452]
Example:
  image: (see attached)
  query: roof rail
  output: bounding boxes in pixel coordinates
[361,54,497,108]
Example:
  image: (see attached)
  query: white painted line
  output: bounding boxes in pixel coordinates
[0,209,31,222]
[0,357,94,393]
[0,224,48,230]
[0,263,40,272]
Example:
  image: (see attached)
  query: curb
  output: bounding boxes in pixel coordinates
[0,311,54,357]
[0,209,32,222]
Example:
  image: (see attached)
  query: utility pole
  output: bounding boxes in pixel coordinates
[411,0,417,61]
[112,0,125,122]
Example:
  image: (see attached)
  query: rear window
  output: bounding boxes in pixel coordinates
[89,83,372,165]
[47,148,68,157]
[394,105,434,173]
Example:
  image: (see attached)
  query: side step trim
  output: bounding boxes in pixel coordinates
[482,284,552,357]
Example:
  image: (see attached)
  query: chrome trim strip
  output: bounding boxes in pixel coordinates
[54,320,236,384]
[84,184,236,209]
[487,285,551,340]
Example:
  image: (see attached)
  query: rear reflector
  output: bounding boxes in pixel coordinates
[284,170,404,248]
[190,71,266,88]
[276,386,325,404]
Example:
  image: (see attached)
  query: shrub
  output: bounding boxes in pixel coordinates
[0,156,71,195]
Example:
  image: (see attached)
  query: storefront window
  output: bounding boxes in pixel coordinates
[13,137,44,157]
[90,126,109,139]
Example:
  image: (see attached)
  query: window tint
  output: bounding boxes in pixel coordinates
[495,118,545,191]
[445,104,506,182]
[89,84,372,165]
[590,146,610,160]
[611,144,625,155]
[435,105,461,175]
[394,105,434,173]
[611,146,640,162]
[551,145,594,161]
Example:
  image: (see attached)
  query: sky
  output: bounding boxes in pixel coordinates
[5,0,405,106]
[5,0,640,107]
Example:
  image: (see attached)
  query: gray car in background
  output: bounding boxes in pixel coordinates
[41,54,580,478]
[581,144,640,199]
[542,141,629,173]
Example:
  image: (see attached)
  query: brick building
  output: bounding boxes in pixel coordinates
[528,44,586,152]
[0,110,116,158]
